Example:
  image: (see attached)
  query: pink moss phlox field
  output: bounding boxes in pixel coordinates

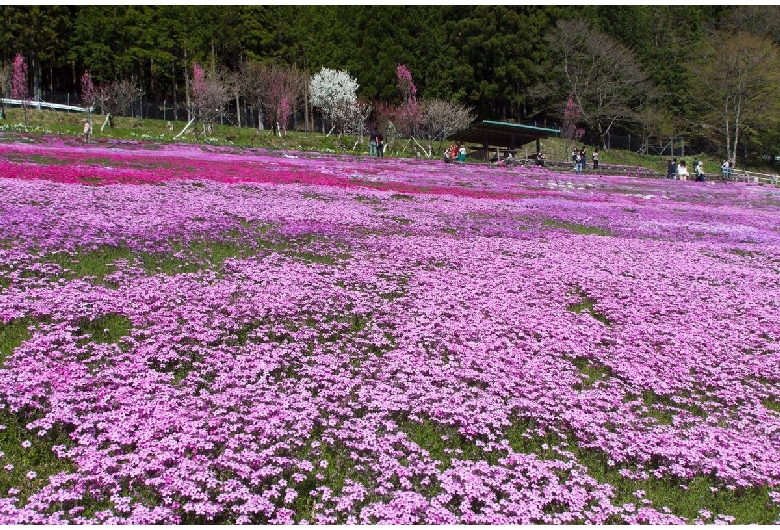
[1,134,779,524]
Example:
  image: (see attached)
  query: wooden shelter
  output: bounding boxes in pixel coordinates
[447,120,561,160]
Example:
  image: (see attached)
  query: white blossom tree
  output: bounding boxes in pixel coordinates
[309,67,359,136]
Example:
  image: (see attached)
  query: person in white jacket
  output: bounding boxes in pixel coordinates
[676,159,689,181]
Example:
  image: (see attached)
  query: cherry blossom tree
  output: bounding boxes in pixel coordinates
[394,64,422,141]
[561,93,584,142]
[190,61,231,137]
[309,67,359,136]
[262,64,306,137]
[11,53,30,127]
[80,71,98,125]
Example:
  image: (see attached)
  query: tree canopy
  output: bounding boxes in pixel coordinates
[1,5,779,163]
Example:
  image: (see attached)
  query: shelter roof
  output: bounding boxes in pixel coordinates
[447,120,560,148]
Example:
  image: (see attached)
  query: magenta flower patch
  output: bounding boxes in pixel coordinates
[0,134,779,524]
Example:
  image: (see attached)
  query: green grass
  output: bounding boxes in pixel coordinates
[74,313,132,346]
[398,414,780,523]
[0,411,77,506]
[566,286,612,326]
[544,219,611,237]
[762,398,780,413]
[0,317,34,364]
[571,357,613,389]
[8,107,775,177]
[0,108,383,158]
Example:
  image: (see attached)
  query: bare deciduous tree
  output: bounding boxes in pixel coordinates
[97,79,141,120]
[719,6,780,45]
[0,61,11,97]
[240,61,268,131]
[693,30,780,166]
[545,19,656,148]
[419,99,475,158]
[225,68,245,129]
[0,61,11,118]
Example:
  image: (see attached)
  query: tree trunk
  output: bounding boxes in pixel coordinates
[172,61,177,122]
[184,50,191,122]
[732,96,742,168]
[33,56,40,105]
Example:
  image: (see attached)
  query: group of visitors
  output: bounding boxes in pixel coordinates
[444,142,467,163]
[572,147,599,174]
[368,127,385,158]
[666,158,706,181]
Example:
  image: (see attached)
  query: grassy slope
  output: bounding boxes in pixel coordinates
[0,107,760,178]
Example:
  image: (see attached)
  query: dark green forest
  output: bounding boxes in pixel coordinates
[2,5,780,163]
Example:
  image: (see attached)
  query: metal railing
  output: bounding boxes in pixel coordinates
[1,97,89,113]
[727,169,780,186]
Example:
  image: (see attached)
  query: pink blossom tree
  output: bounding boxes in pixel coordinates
[263,64,305,138]
[277,96,291,137]
[394,64,424,154]
[561,93,585,143]
[80,71,98,125]
[373,100,399,155]
[11,53,30,127]
[190,61,230,138]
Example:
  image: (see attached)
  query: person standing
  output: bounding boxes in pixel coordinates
[592,148,599,170]
[457,143,466,163]
[368,127,378,157]
[377,133,384,158]
[581,146,588,170]
[694,159,704,181]
[677,159,689,181]
[82,119,92,143]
